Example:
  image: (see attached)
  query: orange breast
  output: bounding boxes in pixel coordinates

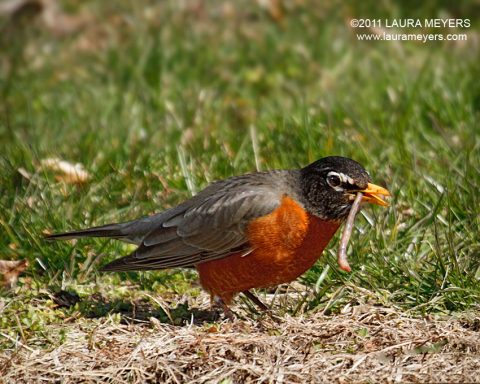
[196,196,340,303]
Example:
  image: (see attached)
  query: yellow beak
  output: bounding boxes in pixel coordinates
[359,183,391,207]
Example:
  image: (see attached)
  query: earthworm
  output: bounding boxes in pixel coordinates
[337,192,363,272]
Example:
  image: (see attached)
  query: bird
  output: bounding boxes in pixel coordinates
[46,156,390,315]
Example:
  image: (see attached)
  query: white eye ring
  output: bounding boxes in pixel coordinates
[326,171,343,191]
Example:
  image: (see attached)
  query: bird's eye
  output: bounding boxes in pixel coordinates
[326,173,342,188]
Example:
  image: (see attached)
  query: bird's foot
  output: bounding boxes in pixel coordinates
[213,295,236,321]
[242,290,269,312]
[241,290,282,322]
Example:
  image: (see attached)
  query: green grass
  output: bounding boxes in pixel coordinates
[1,0,479,347]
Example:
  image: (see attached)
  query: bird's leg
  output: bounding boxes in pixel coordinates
[242,290,269,312]
[213,295,235,321]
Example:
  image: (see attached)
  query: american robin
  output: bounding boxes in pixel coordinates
[46,156,389,313]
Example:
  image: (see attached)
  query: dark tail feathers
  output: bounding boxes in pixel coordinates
[45,223,125,241]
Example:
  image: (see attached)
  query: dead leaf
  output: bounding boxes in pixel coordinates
[42,228,53,237]
[257,0,284,23]
[0,259,28,289]
[206,325,219,333]
[17,167,32,180]
[41,157,90,184]
[0,0,42,19]
[149,316,162,330]
[0,0,88,36]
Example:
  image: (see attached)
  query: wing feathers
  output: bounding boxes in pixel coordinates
[100,170,296,271]
[142,226,179,247]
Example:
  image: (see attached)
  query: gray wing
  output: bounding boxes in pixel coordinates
[101,172,293,271]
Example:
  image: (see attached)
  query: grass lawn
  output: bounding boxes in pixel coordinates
[1,0,479,382]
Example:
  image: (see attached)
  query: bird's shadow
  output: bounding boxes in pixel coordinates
[52,290,223,326]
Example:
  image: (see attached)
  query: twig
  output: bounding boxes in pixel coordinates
[0,331,36,353]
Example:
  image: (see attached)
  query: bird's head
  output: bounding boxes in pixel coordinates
[300,156,390,221]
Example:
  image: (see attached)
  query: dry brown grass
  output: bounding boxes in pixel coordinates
[1,291,479,383]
